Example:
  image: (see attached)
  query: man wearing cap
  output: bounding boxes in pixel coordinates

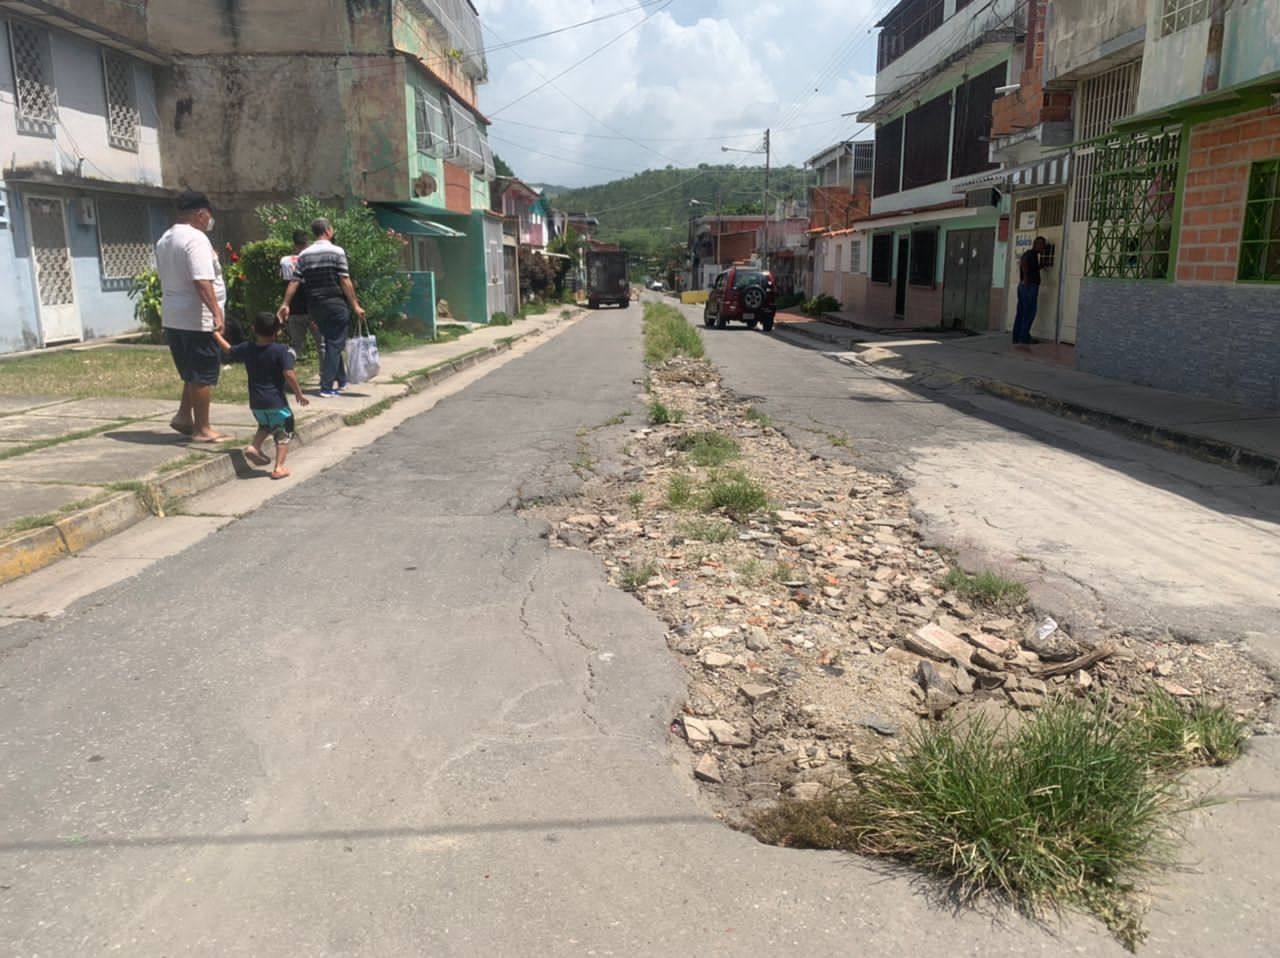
[155,190,229,441]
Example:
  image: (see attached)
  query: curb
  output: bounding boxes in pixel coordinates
[0,330,539,588]
[777,321,1280,482]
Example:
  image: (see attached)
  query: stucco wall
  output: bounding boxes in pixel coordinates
[1043,0,1146,82]
[147,0,388,56]
[155,55,408,243]
[1136,0,1280,114]
[0,189,40,352]
[0,24,163,186]
[1076,278,1280,408]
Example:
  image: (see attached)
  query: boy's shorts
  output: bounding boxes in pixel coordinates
[252,408,295,444]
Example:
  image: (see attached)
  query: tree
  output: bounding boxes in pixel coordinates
[493,153,515,178]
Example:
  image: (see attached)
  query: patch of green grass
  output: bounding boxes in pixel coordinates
[773,560,797,582]
[154,453,207,474]
[627,490,645,516]
[1128,687,1248,769]
[753,694,1211,950]
[433,323,472,344]
[520,302,549,318]
[735,558,765,586]
[489,311,513,327]
[343,398,393,427]
[619,561,658,591]
[643,302,706,364]
[679,518,735,542]
[942,566,1028,607]
[605,410,632,427]
[573,438,595,478]
[665,473,695,510]
[674,430,740,467]
[703,469,769,521]
[375,329,427,353]
[0,417,143,463]
[745,405,772,428]
[6,511,61,534]
[559,308,574,320]
[648,400,684,425]
[827,432,850,448]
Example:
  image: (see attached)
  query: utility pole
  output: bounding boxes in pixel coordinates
[763,128,771,274]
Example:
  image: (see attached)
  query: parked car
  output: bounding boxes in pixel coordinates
[702,267,776,331]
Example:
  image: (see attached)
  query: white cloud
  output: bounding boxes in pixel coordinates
[474,0,881,187]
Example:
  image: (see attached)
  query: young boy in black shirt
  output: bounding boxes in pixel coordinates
[220,312,310,479]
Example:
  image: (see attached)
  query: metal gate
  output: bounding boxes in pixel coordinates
[942,227,994,331]
[503,246,518,315]
[24,195,82,344]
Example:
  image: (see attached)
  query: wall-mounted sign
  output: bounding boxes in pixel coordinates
[1018,211,1037,231]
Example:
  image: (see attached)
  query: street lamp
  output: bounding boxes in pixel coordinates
[721,129,772,273]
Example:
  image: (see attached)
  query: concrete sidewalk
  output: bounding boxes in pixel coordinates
[775,312,1280,480]
[0,310,578,585]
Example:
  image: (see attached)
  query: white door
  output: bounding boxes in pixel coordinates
[24,195,83,344]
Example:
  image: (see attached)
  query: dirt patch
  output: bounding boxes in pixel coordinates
[522,358,1275,827]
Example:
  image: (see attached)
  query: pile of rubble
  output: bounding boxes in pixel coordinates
[524,359,1273,824]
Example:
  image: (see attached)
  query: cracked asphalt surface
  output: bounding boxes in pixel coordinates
[0,303,1276,955]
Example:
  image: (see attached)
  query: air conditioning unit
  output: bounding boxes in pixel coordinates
[964,187,1001,209]
[76,197,97,225]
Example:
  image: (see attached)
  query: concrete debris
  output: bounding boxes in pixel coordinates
[694,753,723,783]
[681,716,713,744]
[906,623,974,668]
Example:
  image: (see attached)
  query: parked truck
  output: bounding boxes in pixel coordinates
[586,250,630,309]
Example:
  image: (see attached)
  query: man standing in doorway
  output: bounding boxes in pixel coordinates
[1012,235,1047,346]
[278,218,363,397]
[155,190,229,442]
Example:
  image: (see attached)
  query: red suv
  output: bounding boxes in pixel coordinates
[703,267,776,331]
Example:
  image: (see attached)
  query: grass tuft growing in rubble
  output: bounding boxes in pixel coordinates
[1127,686,1247,768]
[619,562,658,591]
[643,302,705,364]
[665,474,695,510]
[942,565,1028,607]
[752,691,1247,951]
[648,399,684,425]
[674,430,740,467]
[703,469,769,522]
[679,518,735,543]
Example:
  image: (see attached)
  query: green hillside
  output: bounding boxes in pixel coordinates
[550,164,809,257]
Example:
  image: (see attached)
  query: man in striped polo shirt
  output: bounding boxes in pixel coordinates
[278,218,365,397]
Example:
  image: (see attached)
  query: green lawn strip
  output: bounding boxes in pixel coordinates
[1,489,119,538]
[343,398,394,427]
[394,347,495,383]
[752,692,1248,950]
[0,417,153,463]
[642,302,705,365]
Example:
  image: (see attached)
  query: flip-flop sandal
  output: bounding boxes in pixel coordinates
[270,470,290,480]
[244,449,271,466]
[190,434,234,444]
[169,422,195,437]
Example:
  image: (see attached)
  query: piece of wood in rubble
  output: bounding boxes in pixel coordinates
[1032,645,1116,679]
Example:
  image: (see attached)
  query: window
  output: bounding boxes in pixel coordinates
[870,233,894,284]
[95,197,154,284]
[1239,159,1280,283]
[414,84,450,157]
[835,244,843,273]
[850,239,862,273]
[902,93,951,189]
[873,117,903,198]
[908,228,937,286]
[1085,129,1181,279]
[1038,194,1065,228]
[1073,61,1142,222]
[951,64,1004,179]
[101,52,139,151]
[8,21,57,136]
[877,0,944,71]
[448,95,485,172]
[1161,0,1211,37]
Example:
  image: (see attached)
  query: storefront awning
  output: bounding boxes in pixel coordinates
[372,205,466,239]
[953,153,1072,193]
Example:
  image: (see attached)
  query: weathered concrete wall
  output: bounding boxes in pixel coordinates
[36,0,151,49]
[155,54,407,243]
[1043,0,1146,83]
[1136,0,1280,114]
[1077,279,1280,409]
[148,0,389,55]
[392,0,477,109]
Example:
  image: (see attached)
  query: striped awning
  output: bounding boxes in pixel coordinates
[953,153,1072,193]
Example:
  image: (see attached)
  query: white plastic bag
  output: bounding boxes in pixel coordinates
[345,319,381,384]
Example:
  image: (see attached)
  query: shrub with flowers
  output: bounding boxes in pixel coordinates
[256,197,411,330]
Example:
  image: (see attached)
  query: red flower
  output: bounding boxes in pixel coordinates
[230,253,240,263]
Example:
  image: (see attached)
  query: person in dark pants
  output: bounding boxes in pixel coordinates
[280,229,322,364]
[277,217,364,397]
[1012,236,1047,345]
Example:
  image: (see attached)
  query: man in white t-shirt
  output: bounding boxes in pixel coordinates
[155,190,228,442]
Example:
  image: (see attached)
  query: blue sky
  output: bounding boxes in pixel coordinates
[474,0,883,187]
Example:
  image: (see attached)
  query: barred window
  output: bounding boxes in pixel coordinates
[1084,130,1181,279]
[447,95,484,172]
[102,52,139,151]
[1161,0,1211,37]
[414,84,450,157]
[849,239,862,273]
[8,21,58,136]
[1239,160,1280,283]
[479,135,495,181]
[96,197,154,283]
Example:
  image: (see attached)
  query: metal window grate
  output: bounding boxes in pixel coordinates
[414,83,450,157]
[27,197,75,305]
[1038,194,1065,228]
[102,52,139,152]
[1084,129,1182,279]
[1161,0,1211,37]
[96,197,154,281]
[1074,61,1142,223]
[1238,159,1280,283]
[447,95,484,171]
[850,239,862,273]
[9,21,57,136]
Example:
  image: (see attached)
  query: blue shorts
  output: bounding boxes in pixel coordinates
[252,408,295,444]
[166,328,221,386]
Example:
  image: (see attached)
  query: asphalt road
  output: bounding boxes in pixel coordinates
[0,302,1274,956]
